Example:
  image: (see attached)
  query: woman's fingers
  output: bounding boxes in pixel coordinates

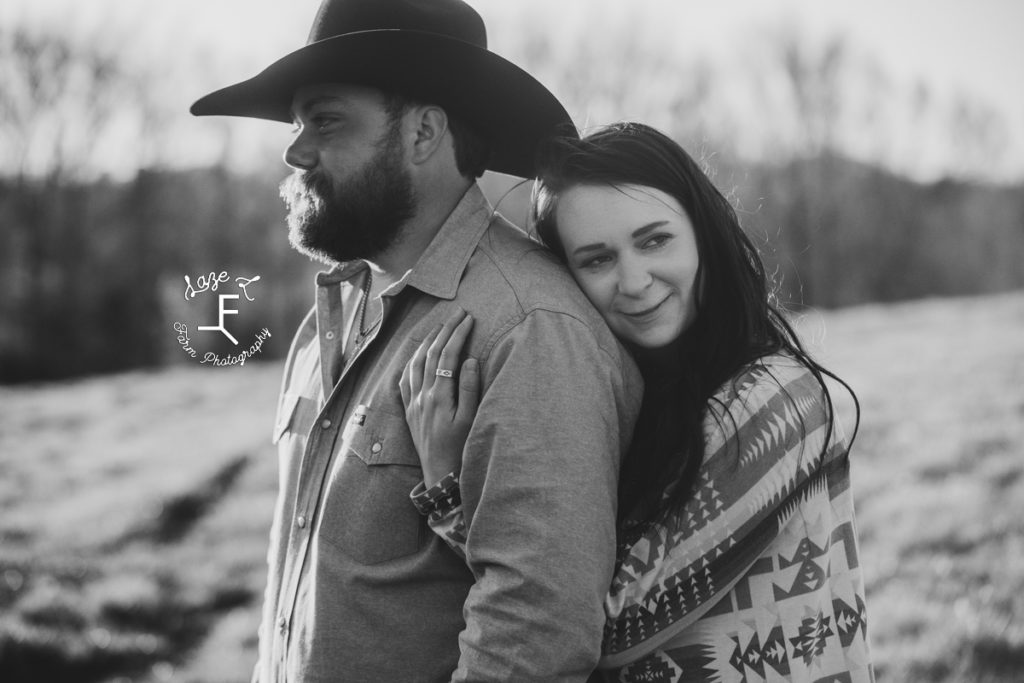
[444,314,474,361]
[399,360,411,408]
[402,310,476,418]
[436,314,473,385]
[400,312,478,484]
[455,357,480,424]
[432,314,473,410]
[426,309,467,388]
[408,323,442,396]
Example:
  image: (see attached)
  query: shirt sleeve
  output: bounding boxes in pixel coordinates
[411,472,468,560]
[452,309,640,682]
[602,360,843,660]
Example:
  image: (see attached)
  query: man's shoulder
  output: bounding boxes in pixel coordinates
[460,213,598,323]
[455,213,643,442]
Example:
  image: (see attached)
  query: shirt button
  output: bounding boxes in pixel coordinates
[277,616,288,633]
[371,442,382,454]
[296,515,307,529]
[325,331,335,340]
[321,419,332,429]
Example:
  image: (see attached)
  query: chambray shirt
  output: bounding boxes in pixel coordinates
[255,185,643,682]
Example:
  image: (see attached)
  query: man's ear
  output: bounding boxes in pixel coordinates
[407,105,449,165]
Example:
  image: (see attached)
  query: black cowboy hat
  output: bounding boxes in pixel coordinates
[190,0,577,178]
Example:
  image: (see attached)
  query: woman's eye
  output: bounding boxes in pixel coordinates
[641,234,672,250]
[579,255,612,270]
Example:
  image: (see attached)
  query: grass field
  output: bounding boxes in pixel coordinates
[1,291,1022,682]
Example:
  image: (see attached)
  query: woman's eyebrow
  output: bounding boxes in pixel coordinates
[571,221,671,257]
[571,242,607,257]
[631,221,669,239]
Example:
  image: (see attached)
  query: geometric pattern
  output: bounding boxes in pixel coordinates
[597,356,874,681]
[418,354,875,682]
[833,595,868,648]
[789,607,833,666]
[410,472,468,560]
[620,650,683,682]
[685,469,725,534]
[729,624,793,678]
[410,471,463,522]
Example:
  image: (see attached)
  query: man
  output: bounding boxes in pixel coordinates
[191,0,641,680]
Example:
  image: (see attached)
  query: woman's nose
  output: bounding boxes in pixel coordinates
[284,130,316,170]
[616,258,653,296]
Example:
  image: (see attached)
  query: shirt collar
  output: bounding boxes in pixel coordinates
[313,184,494,299]
[315,260,366,289]
[401,184,493,300]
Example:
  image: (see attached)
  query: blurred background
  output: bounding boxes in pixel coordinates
[1,0,1022,681]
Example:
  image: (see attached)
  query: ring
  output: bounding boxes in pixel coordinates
[435,368,454,378]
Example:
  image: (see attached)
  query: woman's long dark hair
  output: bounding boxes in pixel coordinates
[531,122,859,533]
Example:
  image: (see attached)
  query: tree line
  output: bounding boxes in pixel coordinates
[1,21,1021,382]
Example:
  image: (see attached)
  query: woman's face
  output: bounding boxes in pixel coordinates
[555,184,699,350]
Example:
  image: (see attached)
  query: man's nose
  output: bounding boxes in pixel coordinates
[616,257,653,296]
[284,130,316,170]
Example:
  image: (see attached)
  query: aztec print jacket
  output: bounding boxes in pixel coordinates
[410,353,874,682]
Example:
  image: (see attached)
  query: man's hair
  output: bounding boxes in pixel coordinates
[383,92,490,178]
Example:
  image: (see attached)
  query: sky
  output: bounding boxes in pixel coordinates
[676,0,1024,120]
[3,0,1023,180]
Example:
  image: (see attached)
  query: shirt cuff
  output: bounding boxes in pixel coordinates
[410,471,462,521]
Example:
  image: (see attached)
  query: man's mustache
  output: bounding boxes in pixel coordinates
[280,170,332,202]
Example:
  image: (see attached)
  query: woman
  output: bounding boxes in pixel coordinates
[399,122,873,682]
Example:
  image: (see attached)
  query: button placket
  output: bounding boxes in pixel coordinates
[279,395,344,656]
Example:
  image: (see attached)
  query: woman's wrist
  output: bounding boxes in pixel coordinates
[423,459,460,489]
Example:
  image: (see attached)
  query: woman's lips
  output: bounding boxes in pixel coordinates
[620,294,670,321]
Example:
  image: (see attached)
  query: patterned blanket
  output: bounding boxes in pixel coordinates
[412,353,874,682]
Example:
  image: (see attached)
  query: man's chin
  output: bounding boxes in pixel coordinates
[288,221,374,266]
[287,225,337,266]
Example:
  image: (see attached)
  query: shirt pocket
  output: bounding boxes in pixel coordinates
[318,405,425,565]
[276,393,319,446]
[272,392,316,445]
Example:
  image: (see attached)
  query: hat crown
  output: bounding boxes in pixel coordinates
[191,0,575,177]
[307,0,486,48]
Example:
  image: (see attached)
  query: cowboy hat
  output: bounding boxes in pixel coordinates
[190,0,577,178]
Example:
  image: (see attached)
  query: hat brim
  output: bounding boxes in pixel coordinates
[190,30,576,178]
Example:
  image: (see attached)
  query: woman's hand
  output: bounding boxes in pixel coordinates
[400,310,480,487]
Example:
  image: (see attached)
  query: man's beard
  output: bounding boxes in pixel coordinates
[279,123,416,265]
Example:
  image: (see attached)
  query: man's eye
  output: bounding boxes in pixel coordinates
[311,116,338,131]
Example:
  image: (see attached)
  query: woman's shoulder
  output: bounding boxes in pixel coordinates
[703,352,833,455]
[713,352,818,404]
